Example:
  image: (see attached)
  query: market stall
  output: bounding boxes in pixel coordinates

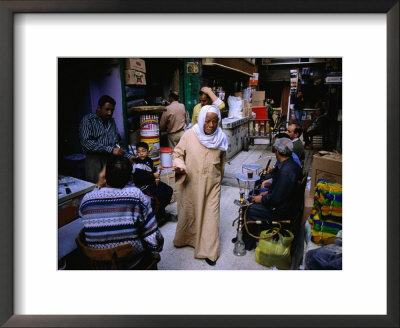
[58,175,95,260]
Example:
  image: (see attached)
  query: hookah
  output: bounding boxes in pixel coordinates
[232,166,260,256]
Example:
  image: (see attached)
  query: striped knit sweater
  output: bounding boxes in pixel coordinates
[79,186,164,258]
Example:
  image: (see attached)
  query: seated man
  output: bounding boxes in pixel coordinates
[286,123,305,162]
[243,138,302,250]
[79,156,164,269]
[256,133,301,193]
[303,107,329,149]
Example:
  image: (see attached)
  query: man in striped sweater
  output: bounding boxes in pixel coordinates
[79,95,135,183]
[79,156,164,269]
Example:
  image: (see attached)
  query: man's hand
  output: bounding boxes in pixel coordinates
[252,195,263,203]
[97,166,106,189]
[174,166,187,175]
[261,179,272,189]
[112,147,125,156]
[266,166,274,174]
[259,191,268,196]
[201,86,213,95]
[129,155,135,164]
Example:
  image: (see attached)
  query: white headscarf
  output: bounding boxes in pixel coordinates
[193,105,229,151]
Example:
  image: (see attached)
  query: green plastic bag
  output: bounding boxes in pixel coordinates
[255,228,294,270]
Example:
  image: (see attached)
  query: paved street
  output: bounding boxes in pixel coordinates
[159,141,318,270]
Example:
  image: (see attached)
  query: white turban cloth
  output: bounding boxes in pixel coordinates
[192,105,229,151]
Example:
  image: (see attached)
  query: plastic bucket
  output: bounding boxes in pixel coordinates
[159,147,174,168]
[140,114,159,137]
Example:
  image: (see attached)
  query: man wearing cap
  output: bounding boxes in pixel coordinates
[159,90,187,148]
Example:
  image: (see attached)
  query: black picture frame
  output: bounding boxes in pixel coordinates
[1,1,398,327]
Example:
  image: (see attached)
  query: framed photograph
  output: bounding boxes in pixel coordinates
[1,1,398,327]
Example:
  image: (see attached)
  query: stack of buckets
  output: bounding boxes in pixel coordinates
[140,114,161,166]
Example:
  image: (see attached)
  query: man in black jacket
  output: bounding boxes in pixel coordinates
[249,137,302,220]
[243,138,302,250]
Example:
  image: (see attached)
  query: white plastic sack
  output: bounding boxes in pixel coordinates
[227,96,243,119]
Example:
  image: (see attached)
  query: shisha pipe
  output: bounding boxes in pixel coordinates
[243,202,289,240]
[256,159,272,189]
[233,199,284,257]
[232,196,247,256]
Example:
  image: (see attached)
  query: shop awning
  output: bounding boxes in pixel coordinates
[202,58,254,76]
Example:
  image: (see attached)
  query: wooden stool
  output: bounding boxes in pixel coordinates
[76,229,160,270]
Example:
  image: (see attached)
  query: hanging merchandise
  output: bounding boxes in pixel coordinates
[290,69,298,94]
[217,87,225,101]
[242,87,252,103]
[249,72,259,86]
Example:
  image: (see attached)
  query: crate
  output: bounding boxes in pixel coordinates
[125,69,146,85]
[310,152,342,195]
[252,106,267,120]
[125,58,146,73]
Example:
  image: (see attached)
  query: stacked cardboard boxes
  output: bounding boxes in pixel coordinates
[160,169,178,203]
[125,58,147,85]
[241,99,252,117]
[251,90,265,106]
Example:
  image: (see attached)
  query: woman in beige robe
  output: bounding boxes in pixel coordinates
[172,105,228,266]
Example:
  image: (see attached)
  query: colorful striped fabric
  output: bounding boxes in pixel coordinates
[79,186,164,257]
[308,179,342,245]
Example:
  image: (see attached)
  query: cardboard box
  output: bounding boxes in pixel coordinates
[125,58,146,73]
[160,170,178,203]
[252,100,264,107]
[125,69,146,85]
[160,170,174,185]
[251,90,265,101]
[240,99,252,117]
[310,151,342,194]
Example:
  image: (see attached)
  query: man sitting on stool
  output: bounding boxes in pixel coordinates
[79,156,164,269]
[243,137,302,250]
